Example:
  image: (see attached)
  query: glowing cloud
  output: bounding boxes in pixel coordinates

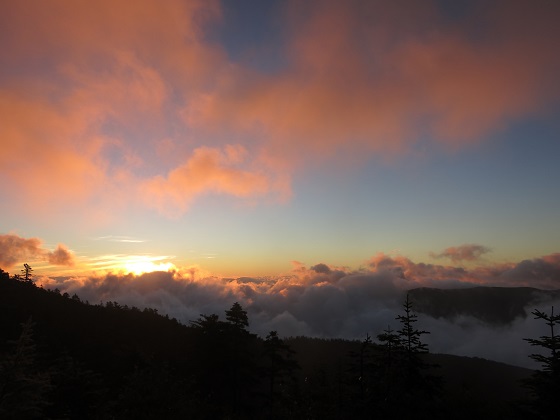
[48,244,75,266]
[142,145,272,216]
[1,0,558,218]
[0,234,75,268]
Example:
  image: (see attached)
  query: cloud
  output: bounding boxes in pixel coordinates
[473,253,560,290]
[47,244,75,266]
[1,0,559,219]
[190,0,560,162]
[0,0,227,221]
[141,145,273,216]
[93,236,146,243]
[0,234,75,268]
[311,263,331,274]
[0,235,43,268]
[430,244,491,263]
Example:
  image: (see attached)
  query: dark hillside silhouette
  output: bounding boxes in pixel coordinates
[0,266,539,418]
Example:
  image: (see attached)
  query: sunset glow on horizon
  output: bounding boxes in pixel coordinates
[1,0,559,288]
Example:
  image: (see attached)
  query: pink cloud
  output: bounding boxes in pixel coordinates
[141,145,273,216]
[0,235,43,268]
[0,234,75,269]
[0,0,227,221]
[48,244,75,266]
[190,0,560,160]
[1,0,559,219]
[430,244,491,263]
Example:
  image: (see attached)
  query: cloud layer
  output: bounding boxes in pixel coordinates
[1,0,559,219]
[32,251,560,368]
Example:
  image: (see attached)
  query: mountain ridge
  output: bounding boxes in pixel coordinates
[408,286,560,325]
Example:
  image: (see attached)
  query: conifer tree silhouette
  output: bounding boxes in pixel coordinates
[376,294,440,418]
[523,306,560,419]
[21,264,33,283]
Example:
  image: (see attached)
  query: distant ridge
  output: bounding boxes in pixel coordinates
[408,286,560,325]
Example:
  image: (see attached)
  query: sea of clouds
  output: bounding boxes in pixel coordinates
[34,252,560,369]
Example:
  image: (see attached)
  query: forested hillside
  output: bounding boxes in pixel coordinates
[0,269,549,419]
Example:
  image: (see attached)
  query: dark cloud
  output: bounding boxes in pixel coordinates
[311,263,331,274]
[430,244,491,263]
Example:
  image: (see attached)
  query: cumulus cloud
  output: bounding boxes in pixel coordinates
[430,244,491,263]
[0,235,43,268]
[47,244,75,266]
[0,234,75,268]
[36,252,560,368]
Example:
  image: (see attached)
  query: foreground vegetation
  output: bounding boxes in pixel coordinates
[0,266,556,419]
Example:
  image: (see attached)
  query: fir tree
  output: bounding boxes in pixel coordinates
[523,306,560,419]
[396,293,430,370]
[225,301,249,330]
[375,294,441,418]
[224,302,255,415]
[21,263,33,283]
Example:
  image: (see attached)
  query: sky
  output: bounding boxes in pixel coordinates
[1,1,560,364]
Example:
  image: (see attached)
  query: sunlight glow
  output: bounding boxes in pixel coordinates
[87,254,177,275]
[122,258,176,275]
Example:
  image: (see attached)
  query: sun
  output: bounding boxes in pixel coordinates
[122,257,176,275]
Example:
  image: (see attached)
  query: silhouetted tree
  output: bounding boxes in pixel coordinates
[225,301,249,330]
[397,294,430,367]
[523,306,560,419]
[0,268,9,281]
[190,313,224,333]
[224,302,257,416]
[375,294,441,418]
[21,263,33,283]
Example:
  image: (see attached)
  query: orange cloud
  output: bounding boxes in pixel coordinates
[1,0,559,220]
[0,0,227,221]
[0,234,75,269]
[142,145,272,217]
[190,0,560,160]
[48,244,75,266]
